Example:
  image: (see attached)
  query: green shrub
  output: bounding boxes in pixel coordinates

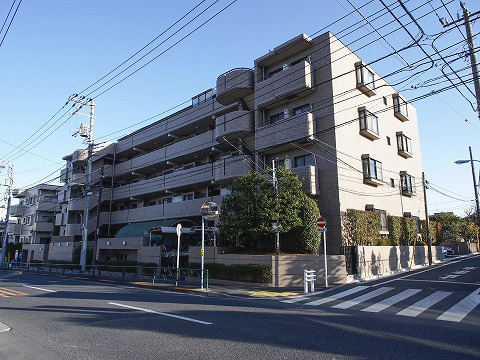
[188,262,272,283]
[341,209,381,246]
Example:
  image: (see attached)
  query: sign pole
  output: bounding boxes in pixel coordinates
[201,216,205,290]
[323,230,328,288]
[175,223,182,286]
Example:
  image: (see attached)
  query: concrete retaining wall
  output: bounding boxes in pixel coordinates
[440,242,477,255]
[189,246,348,287]
[357,246,445,279]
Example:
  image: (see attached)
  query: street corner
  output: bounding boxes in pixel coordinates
[248,290,300,298]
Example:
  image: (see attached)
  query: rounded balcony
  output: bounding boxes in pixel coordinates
[215,110,254,142]
[216,68,254,105]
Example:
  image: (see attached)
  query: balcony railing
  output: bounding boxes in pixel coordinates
[256,61,314,108]
[215,110,254,142]
[291,165,317,195]
[256,112,314,151]
[216,68,254,105]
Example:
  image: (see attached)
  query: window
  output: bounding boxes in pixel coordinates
[358,108,379,138]
[44,196,56,203]
[383,96,387,105]
[117,254,127,261]
[277,159,285,167]
[269,67,283,78]
[393,94,408,120]
[130,203,137,209]
[269,112,285,124]
[390,178,395,188]
[355,62,375,95]
[292,104,310,116]
[147,201,157,207]
[401,172,416,195]
[362,157,383,182]
[163,197,173,204]
[387,136,391,146]
[294,154,314,167]
[396,132,413,157]
[183,163,195,170]
[290,57,307,67]
[42,216,54,223]
[182,193,194,201]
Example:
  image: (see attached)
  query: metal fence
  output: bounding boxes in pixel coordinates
[2,262,208,290]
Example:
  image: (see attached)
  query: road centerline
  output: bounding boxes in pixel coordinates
[108,302,212,325]
[22,285,57,293]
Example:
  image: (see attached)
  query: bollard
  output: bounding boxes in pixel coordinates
[304,269,316,294]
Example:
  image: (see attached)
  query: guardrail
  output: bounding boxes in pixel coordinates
[3,262,208,290]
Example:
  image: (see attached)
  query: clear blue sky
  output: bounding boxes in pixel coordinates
[0,0,479,217]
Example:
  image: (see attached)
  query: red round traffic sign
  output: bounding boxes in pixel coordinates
[316,217,326,228]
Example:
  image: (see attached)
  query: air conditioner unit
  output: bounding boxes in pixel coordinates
[283,109,289,118]
[283,63,289,70]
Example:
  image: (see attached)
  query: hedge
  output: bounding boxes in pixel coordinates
[188,262,272,283]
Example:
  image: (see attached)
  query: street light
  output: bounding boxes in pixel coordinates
[454,146,480,228]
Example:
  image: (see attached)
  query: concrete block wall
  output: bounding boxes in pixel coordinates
[189,246,348,287]
[357,245,445,279]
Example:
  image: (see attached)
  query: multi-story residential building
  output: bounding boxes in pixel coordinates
[57,32,424,263]
[49,144,112,262]
[9,184,61,262]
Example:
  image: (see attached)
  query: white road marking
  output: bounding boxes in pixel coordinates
[371,255,479,287]
[362,289,421,313]
[0,322,11,332]
[463,267,477,270]
[396,291,452,318]
[396,278,480,286]
[439,274,460,280]
[109,302,212,325]
[304,286,369,306]
[22,285,57,293]
[282,283,354,303]
[332,287,394,310]
[437,288,480,322]
[452,270,470,275]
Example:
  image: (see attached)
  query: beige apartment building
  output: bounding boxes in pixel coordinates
[53,32,424,263]
[9,184,61,262]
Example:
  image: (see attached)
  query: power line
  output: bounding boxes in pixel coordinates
[0,0,21,49]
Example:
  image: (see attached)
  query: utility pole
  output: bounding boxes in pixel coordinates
[422,172,432,266]
[444,3,480,119]
[461,2,480,120]
[69,95,95,273]
[92,166,104,272]
[272,160,280,255]
[468,146,480,227]
[0,162,14,268]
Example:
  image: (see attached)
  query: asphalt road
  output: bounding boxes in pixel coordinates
[0,255,479,360]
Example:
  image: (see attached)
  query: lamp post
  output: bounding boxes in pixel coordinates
[454,146,480,228]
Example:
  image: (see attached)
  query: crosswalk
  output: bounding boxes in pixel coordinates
[282,285,480,323]
[0,287,29,298]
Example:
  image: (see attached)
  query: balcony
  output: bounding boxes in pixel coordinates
[60,168,68,182]
[37,202,60,212]
[66,223,82,235]
[33,222,54,233]
[216,68,254,105]
[256,112,314,152]
[55,213,66,226]
[71,149,88,164]
[215,111,254,142]
[291,165,317,195]
[10,205,27,217]
[256,60,314,109]
[115,131,217,176]
[112,163,215,200]
[68,199,84,212]
[393,94,409,121]
[214,156,252,184]
[12,188,26,198]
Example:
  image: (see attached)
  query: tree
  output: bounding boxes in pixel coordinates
[429,212,464,242]
[219,167,321,253]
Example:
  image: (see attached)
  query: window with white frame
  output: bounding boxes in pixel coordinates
[397,132,413,155]
[292,104,310,116]
[400,172,416,195]
[362,157,383,182]
[359,108,379,136]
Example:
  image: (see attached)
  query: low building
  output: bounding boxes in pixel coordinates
[10,184,61,263]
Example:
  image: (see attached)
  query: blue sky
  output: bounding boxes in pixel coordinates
[0,0,479,217]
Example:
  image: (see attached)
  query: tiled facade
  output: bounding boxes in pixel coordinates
[52,32,424,262]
